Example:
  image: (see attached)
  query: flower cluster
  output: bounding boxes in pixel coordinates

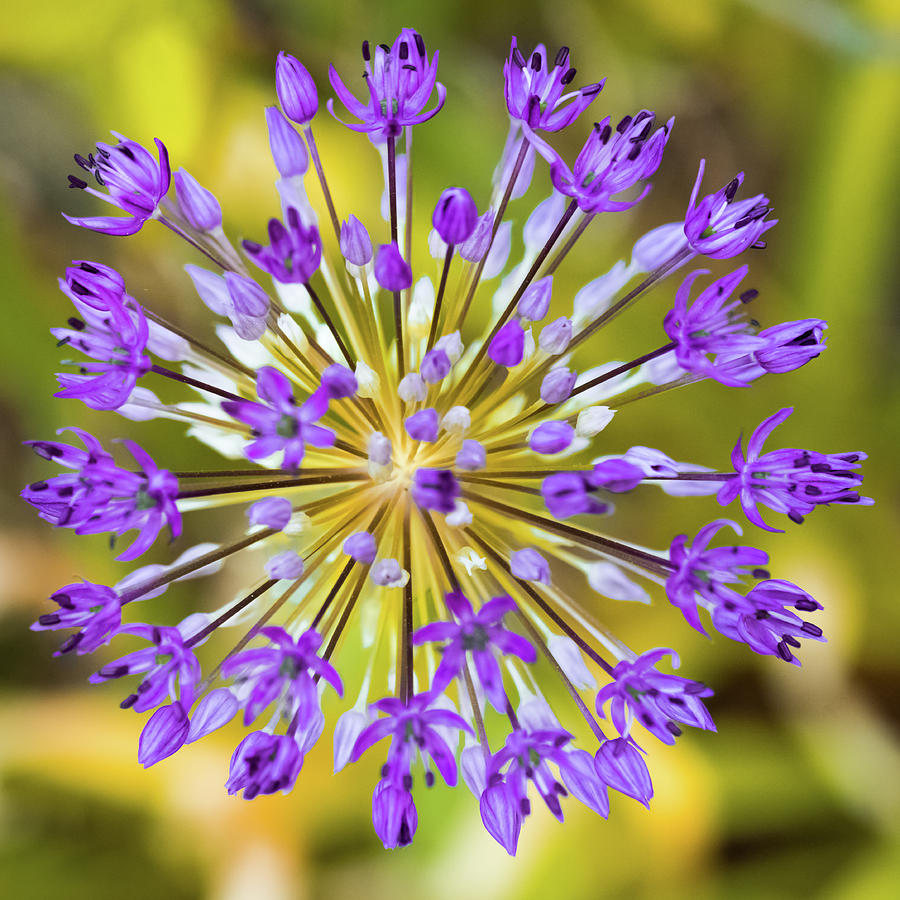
[26,28,869,854]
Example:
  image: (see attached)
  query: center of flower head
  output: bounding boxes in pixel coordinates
[135,489,156,511]
[461,624,490,652]
[276,414,299,437]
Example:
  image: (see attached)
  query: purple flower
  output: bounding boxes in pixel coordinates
[550,112,673,212]
[684,159,777,258]
[226,731,304,799]
[488,319,526,367]
[482,726,609,843]
[411,468,460,513]
[666,519,769,634]
[65,133,170,236]
[221,625,342,726]
[351,692,470,788]
[420,348,451,383]
[718,407,870,531]
[321,363,358,399]
[711,579,825,664]
[541,472,609,519]
[30,580,121,655]
[243,207,322,284]
[503,39,603,132]
[173,168,222,231]
[754,318,828,374]
[328,29,445,140]
[594,738,653,806]
[53,264,151,410]
[374,242,412,291]
[663,267,766,386]
[22,429,180,561]
[224,272,269,339]
[595,648,715,745]
[62,260,126,310]
[340,215,373,265]
[412,591,535,711]
[265,106,309,177]
[276,51,319,125]
[372,779,418,848]
[432,187,478,245]
[530,421,575,455]
[222,366,335,469]
[91,622,200,713]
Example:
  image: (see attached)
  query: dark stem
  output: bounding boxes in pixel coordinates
[387,135,405,379]
[542,213,594,276]
[177,471,369,499]
[185,579,278,648]
[426,244,455,352]
[457,198,578,403]
[158,216,228,269]
[304,281,355,367]
[151,364,245,402]
[304,126,342,243]
[461,491,674,576]
[401,502,414,704]
[456,138,532,329]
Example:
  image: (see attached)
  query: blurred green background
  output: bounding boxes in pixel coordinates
[1,0,899,897]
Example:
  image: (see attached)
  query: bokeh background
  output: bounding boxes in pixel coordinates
[1,0,899,897]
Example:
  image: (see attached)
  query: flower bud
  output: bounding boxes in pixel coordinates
[488,319,525,367]
[510,548,550,584]
[405,408,439,442]
[432,187,478,245]
[539,316,573,354]
[374,242,412,291]
[247,496,293,530]
[420,348,451,383]
[456,439,486,471]
[265,106,309,177]
[343,531,377,564]
[517,276,553,321]
[540,367,577,404]
[276,51,318,124]
[530,421,575,454]
[174,169,222,231]
[340,215,373,266]
[265,550,305,579]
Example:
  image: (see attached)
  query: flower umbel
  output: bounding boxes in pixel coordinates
[27,27,869,854]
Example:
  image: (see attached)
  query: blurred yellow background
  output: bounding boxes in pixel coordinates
[1,0,899,897]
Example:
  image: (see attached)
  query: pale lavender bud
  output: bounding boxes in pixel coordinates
[340,215,373,265]
[547,634,596,688]
[276,51,319,124]
[530,421,575,454]
[265,550,305,579]
[456,439,486,470]
[405,408,439,442]
[265,106,309,177]
[433,187,478,245]
[480,783,521,856]
[517,276,553,321]
[441,405,470,434]
[632,221,689,272]
[483,220,512,279]
[588,459,645,492]
[540,367,577,404]
[460,744,487,797]
[489,319,525,367]
[370,558,408,587]
[174,169,222,231]
[539,316,573,354]
[459,209,493,262]
[524,191,566,250]
[225,272,269,318]
[343,531,377,564]
[247,496,293,530]
[186,688,239,742]
[374,242,412,291]
[434,331,463,363]
[420,348,451,383]
[186,265,232,315]
[397,372,427,403]
[367,432,392,466]
[510,548,551,584]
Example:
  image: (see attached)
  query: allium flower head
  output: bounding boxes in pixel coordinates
[27,27,869,854]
